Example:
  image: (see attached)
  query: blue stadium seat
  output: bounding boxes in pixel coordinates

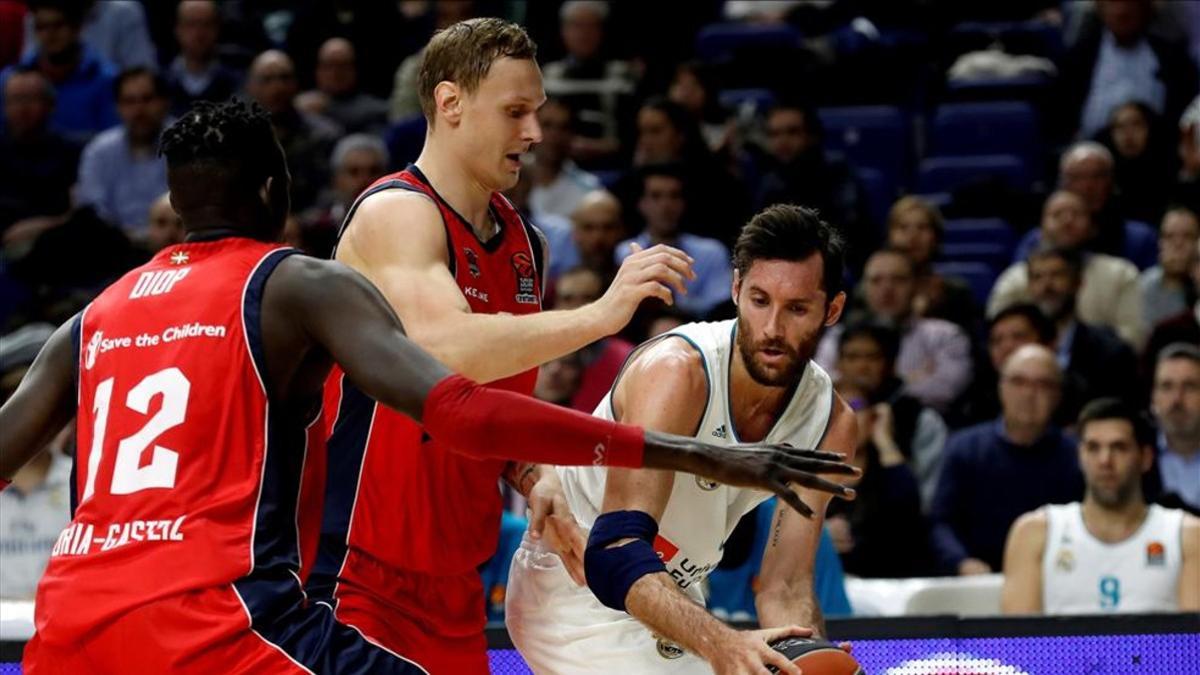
[591,169,623,190]
[818,105,911,193]
[933,261,999,306]
[939,242,1011,269]
[855,166,896,229]
[941,217,1016,251]
[718,88,776,114]
[929,101,1039,161]
[917,154,1031,193]
[384,115,427,170]
[695,23,802,62]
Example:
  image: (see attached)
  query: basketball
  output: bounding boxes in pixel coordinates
[767,637,865,674]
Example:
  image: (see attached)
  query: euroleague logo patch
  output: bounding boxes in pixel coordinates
[511,251,538,304]
[654,634,684,660]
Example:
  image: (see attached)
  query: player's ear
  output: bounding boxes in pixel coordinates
[435,81,463,125]
[824,291,847,326]
[731,269,741,306]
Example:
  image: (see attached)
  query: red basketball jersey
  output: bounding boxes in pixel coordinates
[318,165,543,585]
[35,238,325,645]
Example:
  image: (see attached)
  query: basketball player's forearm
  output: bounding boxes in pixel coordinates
[757,588,824,637]
[408,305,612,384]
[625,573,736,663]
[0,322,77,480]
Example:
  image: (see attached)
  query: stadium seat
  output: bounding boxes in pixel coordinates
[939,242,1011,269]
[695,23,802,62]
[933,261,999,306]
[855,166,896,229]
[941,217,1016,251]
[917,154,1031,194]
[928,101,1039,161]
[591,169,623,190]
[819,105,911,193]
[718,88,776,114]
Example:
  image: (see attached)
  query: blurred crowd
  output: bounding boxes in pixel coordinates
[1,0,1197,618]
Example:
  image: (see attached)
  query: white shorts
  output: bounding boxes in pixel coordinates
[504,532,713,674]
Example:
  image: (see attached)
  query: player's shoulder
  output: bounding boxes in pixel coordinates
[621,334,708,398]
[1011,507,1050,541]
[345,186,442,238]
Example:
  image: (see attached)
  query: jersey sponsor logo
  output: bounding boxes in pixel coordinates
[84,325,227,369]
[463,286,490,303]
[464,247,482,278]
[653,534,679,563]
[511,252,538,305]
[129,268,190,299]
[1146,541,1165,567]
[85,331,131,370]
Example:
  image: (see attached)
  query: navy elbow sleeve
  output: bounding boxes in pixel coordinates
[584,510,666,612]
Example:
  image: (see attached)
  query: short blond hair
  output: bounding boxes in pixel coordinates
[887,195,944,241]
[417,18,537,125]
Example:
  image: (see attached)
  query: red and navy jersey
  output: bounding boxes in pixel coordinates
[35,238,325,645]
[317,166,543,588]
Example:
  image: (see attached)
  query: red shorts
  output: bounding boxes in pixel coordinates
[23,583,427,674]
[330,549,490,675]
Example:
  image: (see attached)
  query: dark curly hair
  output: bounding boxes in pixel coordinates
[733,204,846,299]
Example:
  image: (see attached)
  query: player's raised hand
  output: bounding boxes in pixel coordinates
[642,433,859,518]
[592,242,695,333]
[706,625,811,675]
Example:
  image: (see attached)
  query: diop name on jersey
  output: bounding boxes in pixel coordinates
[50,515,186,557]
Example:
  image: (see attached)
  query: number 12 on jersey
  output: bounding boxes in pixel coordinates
[82,367,191,501]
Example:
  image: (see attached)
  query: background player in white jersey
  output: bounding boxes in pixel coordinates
[506,204,859,674]
[1001,397,1200,615]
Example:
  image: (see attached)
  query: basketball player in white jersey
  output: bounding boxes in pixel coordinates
[1001,397,1200,615]
[506,204,860,674]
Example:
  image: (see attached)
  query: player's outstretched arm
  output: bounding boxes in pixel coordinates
[756,395,857,636]
[336,190,695,384]
[1179,514,1200,611]
[0,318,78,483]
[1000,509,1047,615]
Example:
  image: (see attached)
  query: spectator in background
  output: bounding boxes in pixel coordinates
[1017,142,1158,270]
[244,49,340,211]
[1024,244,1139,426]
[833,320,947,511]
[1144,236,1200,367]
[1065,0,1198,140]
[1175,97,1200,213]
[623,96,749,243]
[21,0,156,71]
[931,344,1084,576]
[388,0,475,122]
[990,190,1143,347]
[1141,207,1199,328]
[645,305,694,340]
[752,102,869,243]
[551,266,634,413]
[306,133,388,229]
[76,67,170,238]
[816,249,973,414]
[617,164,733,318]
[668,61,734,156]
[1098,100,1175,225]
[541,0,636,165]
[1002,397,1198,615]
[530,98,599,222]
[164,0,240,117]
[542,189,624,283]
[532,352,584,408]
[884,196,976,330]
[1,0,117,138]
[0,68,79,235]
[144,192,182,253]
[0,323,72,600]
[961,303,1057,426]
[296,38,387,135]
[1149,344,1200,513]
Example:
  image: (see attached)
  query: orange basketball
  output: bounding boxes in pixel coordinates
[768,637,865,674]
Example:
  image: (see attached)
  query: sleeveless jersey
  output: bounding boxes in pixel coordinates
[557,319,835,603]
[1042,502,1184,614]
[318,164,544,581]
[35,239,326,645]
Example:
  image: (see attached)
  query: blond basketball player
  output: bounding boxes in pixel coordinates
[506,204,860,674]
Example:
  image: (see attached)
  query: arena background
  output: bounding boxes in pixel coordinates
[1,0,1199,673]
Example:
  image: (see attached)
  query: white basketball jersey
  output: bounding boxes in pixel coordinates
[557,319,835,604]
[1041,502,1184,615]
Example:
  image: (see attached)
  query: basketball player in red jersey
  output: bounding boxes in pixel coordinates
[0,100,855,674]
[310,18,715,673]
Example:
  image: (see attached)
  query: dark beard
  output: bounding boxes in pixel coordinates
[1090,477,1140,510]
[735,313,817,387]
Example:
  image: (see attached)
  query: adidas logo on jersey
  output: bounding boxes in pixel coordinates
[711,424,727,439]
